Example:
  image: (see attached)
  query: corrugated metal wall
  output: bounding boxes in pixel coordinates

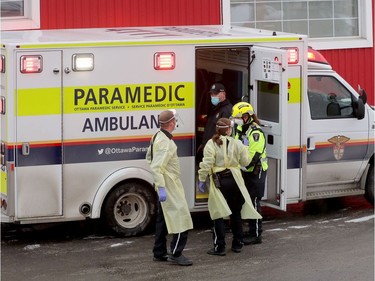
[40,0,221,29]
[39,0,373,105]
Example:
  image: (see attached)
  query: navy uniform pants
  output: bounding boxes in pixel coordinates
[242,169,267,238]
[153,202,188,258]
[212,173,245,251]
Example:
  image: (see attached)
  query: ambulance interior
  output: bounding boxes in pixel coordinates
[195,47,248,150]
[195,47,249,203]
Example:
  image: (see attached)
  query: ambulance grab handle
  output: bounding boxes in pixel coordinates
[307,137,316,151]
[261,124,272,128]
[22,143,30,156]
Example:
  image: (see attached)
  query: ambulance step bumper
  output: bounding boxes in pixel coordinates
[306,188,365,200]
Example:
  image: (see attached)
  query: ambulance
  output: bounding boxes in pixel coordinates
[1,25,373,237]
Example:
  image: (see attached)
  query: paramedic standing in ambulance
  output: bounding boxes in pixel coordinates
[231,102,268,245]
[146,109,194,266]
[198,118,261,255]
[196,83,233,231]
[197,83,233,155]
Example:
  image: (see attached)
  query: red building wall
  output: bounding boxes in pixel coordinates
[40,0,221,28]
[39,0,374,105]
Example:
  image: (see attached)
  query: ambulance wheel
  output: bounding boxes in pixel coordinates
[364,164,374,205]
[103,181,157,237]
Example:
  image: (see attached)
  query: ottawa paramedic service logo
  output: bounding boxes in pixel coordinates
[328,135,350,160]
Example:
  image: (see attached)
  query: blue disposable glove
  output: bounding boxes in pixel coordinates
[198,181,206,193]
[158,187,167,202]
[243,137,249,146]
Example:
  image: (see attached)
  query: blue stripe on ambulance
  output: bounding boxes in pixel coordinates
[9,139,372,167]
[12,138,194,167]
[287,149,301,169]
[287,142,372,169]
[307,143,370,163]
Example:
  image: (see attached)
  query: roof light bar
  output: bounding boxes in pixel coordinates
[308,47,329,64]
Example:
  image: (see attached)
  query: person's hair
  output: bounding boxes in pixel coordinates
[212,118,231,146]
[159,109,176,129]
[251,113,261,126]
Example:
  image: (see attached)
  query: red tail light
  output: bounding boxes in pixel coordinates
[20,55,43,73]
[286,48,299,64]
[154,52,175,70]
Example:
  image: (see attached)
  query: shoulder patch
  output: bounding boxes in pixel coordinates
[252,133,260,142]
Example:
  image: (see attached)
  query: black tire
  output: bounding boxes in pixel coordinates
[364,164,374,205]
[102,181,157,237]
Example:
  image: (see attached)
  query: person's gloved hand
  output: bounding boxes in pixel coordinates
[198,181,206,193]
[158,187,167,202]
[243,138,249,146]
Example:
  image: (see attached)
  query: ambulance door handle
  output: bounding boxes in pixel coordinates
[307,137,316,152]
[22,143,30,156]
[53,68,60,74]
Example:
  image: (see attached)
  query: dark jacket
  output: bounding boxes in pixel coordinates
[202,99,233,145]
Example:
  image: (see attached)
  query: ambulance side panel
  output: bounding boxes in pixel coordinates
[2,43,196,224]
[60,45,196,220]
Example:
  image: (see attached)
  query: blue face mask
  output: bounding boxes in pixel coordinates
[211,96,220,106]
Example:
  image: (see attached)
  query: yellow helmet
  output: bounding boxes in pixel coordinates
[231,102,254,118]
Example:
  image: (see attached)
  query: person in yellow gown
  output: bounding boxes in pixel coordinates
[146,109,193,266]
[198,118,261,256]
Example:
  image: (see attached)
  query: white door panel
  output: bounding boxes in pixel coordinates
[250,46,288,210]
[16,51,62,218]
[306,74,368,187]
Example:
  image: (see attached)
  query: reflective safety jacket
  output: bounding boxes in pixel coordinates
[234,122,268,172]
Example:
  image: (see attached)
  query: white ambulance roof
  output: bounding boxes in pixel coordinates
[1,25,306,49]
[308,61,333,70]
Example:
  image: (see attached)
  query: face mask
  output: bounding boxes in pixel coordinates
[233,118,243,126]
[211,97,220,106]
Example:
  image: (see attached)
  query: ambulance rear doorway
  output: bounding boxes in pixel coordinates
[194,47,246,205]
[194,46,287,211]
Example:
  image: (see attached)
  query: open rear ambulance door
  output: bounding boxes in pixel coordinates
[249,46,288,210]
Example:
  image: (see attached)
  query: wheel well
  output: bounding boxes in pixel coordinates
[365,155,374,205]
[100,178,157,217]
[361,155,374,186]
[369,155,374,166]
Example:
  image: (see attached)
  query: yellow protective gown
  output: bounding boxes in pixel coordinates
[198,136,262,221]
[146,130,193,234]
